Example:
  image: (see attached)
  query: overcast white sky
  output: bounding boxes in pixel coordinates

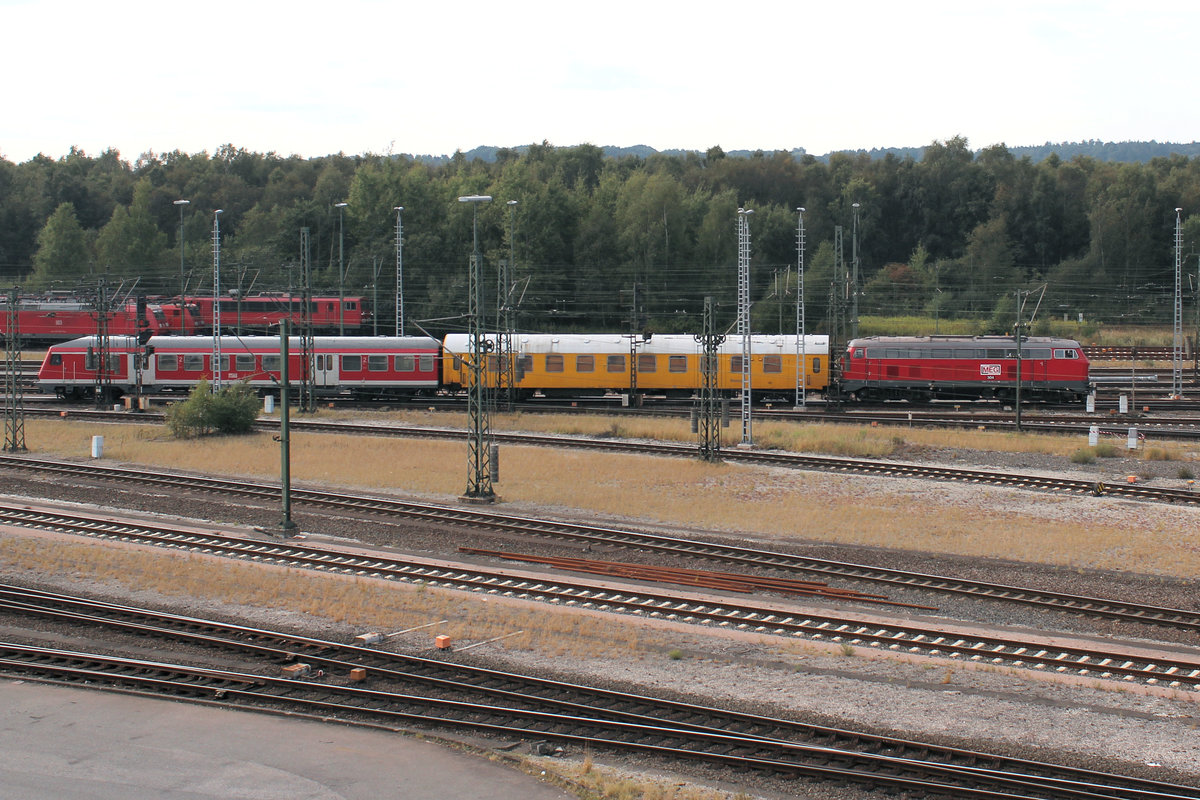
[3,0,1196,163]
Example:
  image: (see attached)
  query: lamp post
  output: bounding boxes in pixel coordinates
[737,207,754,447]
[795,207,806,409]
[851,202,861,340]
[211,209,223,393]
[459,194,494,501]
[174,199,190,331]
[394,206,404,335]
[335,202,348,336]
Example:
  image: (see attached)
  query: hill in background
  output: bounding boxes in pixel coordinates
[413,140,1200,166]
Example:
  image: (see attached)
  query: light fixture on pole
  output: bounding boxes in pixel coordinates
[851,202,861,340]
[795,207,806,410]
[737,207,754,447]
[394,206,404,335]
[334,202,348,336]
[211,209,223,393]
[1173,208,1184,398]
[458,194,495,501]
[174,199,190,329]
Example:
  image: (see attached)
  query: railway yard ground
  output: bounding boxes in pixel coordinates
[0,414,1198,799]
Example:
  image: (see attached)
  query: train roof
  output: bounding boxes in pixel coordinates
[49,335,439,350]
[443,332,829,356]
[846,335,1082,348]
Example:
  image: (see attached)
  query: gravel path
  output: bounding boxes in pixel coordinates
[0,447,1197,800]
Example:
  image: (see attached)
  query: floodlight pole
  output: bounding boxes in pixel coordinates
[459,194,495,502]
[211,209,223,392]
[335,202,348,336]
[737,207,754,447]
[174,199,190,330]
[795,207,807,409]
[394,206,405,335]
[1173,208,1184,398]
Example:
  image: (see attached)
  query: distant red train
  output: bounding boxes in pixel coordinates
[179,294,370,335]
[0,297,175,344]
[839,335,1091,403]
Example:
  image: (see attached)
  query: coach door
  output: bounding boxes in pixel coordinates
[313,353,339,387]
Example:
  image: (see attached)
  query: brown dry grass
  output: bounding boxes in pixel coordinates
[16,417,1200,579]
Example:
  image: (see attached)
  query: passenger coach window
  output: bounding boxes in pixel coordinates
[342,355,362,372]
[183,354,204,372]
[606,355,626,373]
[546,354,564,372]
[262,355,280,371]
[763,356,781,373]
[395,355,415,371]
[368,355,388,371]
[419,355,434,372]
[576,355,594,372]
[637,354,656,372]
[668,355,687,373]
[236,354,255,371]
[731,356,743,373]
[156,354,177,370]
[813,357,822,374]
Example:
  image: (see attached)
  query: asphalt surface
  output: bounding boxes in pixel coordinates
[0,679,577,800]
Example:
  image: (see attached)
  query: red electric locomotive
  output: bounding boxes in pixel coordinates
[37,334,440,400]
[0,297,177,344]
[839,335,1091,403]
[179,294,370,334]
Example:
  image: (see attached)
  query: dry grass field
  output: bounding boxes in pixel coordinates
[17,414,1200,579]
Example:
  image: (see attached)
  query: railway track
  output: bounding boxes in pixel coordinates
[0,499,1197,695]
[2,454,1199,634]
[2,584,1197,799]
[15,408,1200,503]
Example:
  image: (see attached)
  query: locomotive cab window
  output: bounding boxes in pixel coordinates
[395,355,415,372]
[49,353,62,366]
[341,355,362,372]
[1054,349,1079,359]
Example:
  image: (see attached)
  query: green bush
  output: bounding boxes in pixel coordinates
[1070,448,1096,464]
[166,380,260,438]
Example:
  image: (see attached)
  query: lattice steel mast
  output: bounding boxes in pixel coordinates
[694,296,725,462]
[795,207,807,409]
[211,210,223,392]
[1173,208,1184,398]
[460,194,495,501]
[737,207,753,446]
[3,287,26,453]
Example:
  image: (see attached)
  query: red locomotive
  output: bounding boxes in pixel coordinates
[37,334,440,400]
[178,294,370,335]
[839,335,1090,403]
[0,297,177,344]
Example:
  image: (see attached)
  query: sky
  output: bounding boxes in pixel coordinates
[3,0,1198,164]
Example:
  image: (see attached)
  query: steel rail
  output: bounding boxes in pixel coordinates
[2,455,1199,633]
[1,503,1197,693]
[0,639,1193,800]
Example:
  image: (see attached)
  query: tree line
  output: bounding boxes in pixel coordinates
[3,136,1200,340]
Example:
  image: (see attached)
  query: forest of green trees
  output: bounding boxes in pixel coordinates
[3,136,1200,340]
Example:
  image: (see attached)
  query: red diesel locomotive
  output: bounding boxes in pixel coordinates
[179,294,370,335]
[839,335,1090,403]
[0,298,177,344]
